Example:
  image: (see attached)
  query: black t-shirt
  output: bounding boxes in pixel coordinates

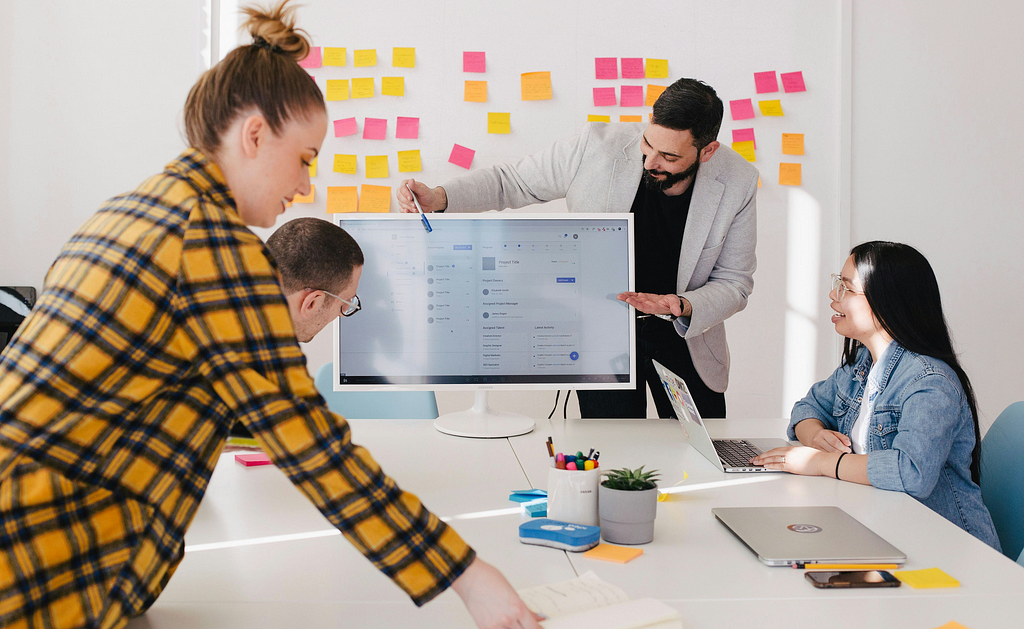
[631,177,695,295]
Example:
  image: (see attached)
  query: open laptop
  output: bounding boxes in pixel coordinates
[652,360,789,473]
[713,506,906,567]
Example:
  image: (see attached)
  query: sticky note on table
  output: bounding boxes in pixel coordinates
[521,71,552,101]
[582,544,644,564]
[392,47,415,68]
[334,117,357,137]
[463,51,486,73]
[382,77,405,96]
[363,117,387,140]
[732,128,756,148]
[359,184,391,213]
[327,186,358,213]
[292,185,314,203]
[779,163,801,186]
[595,57,618,79]
[621,57,644,78]
[354,49,376,67]
[235,453,272,467]
[893,568,960,589]
[588,115,611,123]
[620,115,642,122]
[759,99,784,116]
[732,141,756,162]
[934,622,971,629]
[352,78,374,99]
[323,47,346,66]
[782,133,805,155]
[397,149,422,173]
[754,71,779,94]
[396,116,419,139]
[593,87,616,106]
[298,47,321,68]
[781,71,806,93]
[464,80,487,102]
[365,155,389,178]
[645,84,666,106]
[620,85,644,107]
[730,99,755,120]
[325,79,349,101]
[333,154,357,175]
[308,157,317,178]
[449,143,475,169]
[645,58,668,78]
[488,112,511,134]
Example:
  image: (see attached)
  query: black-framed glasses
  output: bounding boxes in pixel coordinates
[317,289,361,317]
[830,274,863,302]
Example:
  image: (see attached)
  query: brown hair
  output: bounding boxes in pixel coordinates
[266,218,364,294]
[184,0,325,155]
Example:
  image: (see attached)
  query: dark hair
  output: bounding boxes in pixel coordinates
[843,241,982,484]
[650,78,724,150]
[266,218,364,294]
[184,0,325,155]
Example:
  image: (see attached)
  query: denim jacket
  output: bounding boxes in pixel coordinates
[789,343,1001,551]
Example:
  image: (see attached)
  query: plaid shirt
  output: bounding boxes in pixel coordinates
[0,149,474,628]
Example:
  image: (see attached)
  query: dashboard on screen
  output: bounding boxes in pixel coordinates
[331,213,634,390]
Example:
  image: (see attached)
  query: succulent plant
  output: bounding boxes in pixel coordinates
[600,466,661,491]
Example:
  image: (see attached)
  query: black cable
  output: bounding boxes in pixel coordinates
[547,391,561,420]
[563,389,572,419]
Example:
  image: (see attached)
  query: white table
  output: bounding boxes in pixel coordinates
[127,418,1024,629]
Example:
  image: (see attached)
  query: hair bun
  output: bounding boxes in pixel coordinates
[241,0,311,62]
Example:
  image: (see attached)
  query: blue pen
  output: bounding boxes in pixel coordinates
[406,183,432,233]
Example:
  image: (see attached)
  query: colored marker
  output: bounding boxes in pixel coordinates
[566,462,578,471]
[584,460,595,471]
[407,183,433,232]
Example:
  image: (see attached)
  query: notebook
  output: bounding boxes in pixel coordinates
[518,571,682,629]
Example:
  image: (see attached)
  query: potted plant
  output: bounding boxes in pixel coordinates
[598,466,661,544]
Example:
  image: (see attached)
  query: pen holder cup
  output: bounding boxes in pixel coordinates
[546,467,601,527]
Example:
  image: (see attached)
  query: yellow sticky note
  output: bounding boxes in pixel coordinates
[782,133,805,155]
[323,47,346,67]
[587,115,611,123]
[731,141,756,162]
[397,149,422,173]
[759,99,784,116]
[645,58,668,78]
[365,155,389,179]
[392,47,415,68]
[325,79,349,101]
[464,80,488,102]
[333,154,357,175]
[308,157,317,178]
[351,78,374,99]
[382,76,405,96]
[645,84,667,106]
[488,112,511,134]
[620,115,643,122]
[359,184,391,213]
[292,185,314,204]
[779,163,802,186]
[521,71,552,101]
[758,175,762,188]
[326,186,358,213]
[582,544,644,564]
[893,568,960,589]
[354,49,376,67]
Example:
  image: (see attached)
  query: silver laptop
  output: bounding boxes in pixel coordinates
[652,360,789,473]
[713,506,907,567]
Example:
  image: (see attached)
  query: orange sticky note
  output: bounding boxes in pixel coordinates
[645,58,668,78]
[582,544,643,564]
[934,623,970,629]
[619,115,643,122]
[392,47,415,68]
[382,76,405,96]
[326,186,358,213]
[782,133,805,155]
[465,80,488,102]
[758,175,762,188]
[759,99,784,116]
[353,49,376,67]
[365,155,389,179]
[732,141,756,162]
[645,84,667,106]
[292,185,314,204]
[323,47,346,67]
[779,163,802,186]
[397,149,422,173]
[352,78,374,99]
[488,112,511,134]
[359,184,391,213]
[521,71,552,101]
[333,154,357,175]
[325,79,349,101]
[308,157,317,178]
[587,115,611,123]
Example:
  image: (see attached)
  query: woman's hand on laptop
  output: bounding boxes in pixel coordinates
[751,446,831,476]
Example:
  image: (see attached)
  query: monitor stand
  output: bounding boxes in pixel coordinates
[434,390,535,438]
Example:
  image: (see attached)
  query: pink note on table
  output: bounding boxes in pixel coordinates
[621,57,644,79]
[729,99,755,120]
[463,51,486,73]
[235,453,272,467]
[595,57,618,79]
[732,128,756,148]
[781,71,806,93]
[363,118,387,140]
[449,144,475,169]
[754,71,778,94]
[620,85,644,107]
[396,116,419,139]
[334,117,358,137]
[593,87,617,107]
[298,47,322,69]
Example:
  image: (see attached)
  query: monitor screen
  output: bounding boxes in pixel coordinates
[331,213,634,390]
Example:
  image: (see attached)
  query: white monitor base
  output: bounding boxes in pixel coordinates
[434,390,535,438]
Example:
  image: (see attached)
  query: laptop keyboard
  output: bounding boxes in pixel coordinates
[714,439,765,468]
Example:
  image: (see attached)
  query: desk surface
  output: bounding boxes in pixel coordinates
[128,418,1024,629]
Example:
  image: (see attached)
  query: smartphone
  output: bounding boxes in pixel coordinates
[805,570,901,588]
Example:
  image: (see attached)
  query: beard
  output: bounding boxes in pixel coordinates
[642,158,700,192]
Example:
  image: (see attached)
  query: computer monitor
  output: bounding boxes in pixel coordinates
[331,213,634,438]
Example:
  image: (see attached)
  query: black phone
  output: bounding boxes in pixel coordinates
[805,570,901,588]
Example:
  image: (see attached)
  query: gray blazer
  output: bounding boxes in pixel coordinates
[443,122,758,392]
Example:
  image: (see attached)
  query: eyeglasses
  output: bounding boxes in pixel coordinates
[316,289,361,317]
[830,274,864,302]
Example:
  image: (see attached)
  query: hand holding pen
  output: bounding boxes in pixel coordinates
[405,183,433,232]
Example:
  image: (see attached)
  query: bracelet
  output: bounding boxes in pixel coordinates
[835,452,848,480]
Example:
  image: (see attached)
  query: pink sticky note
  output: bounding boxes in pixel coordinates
[620,85,644,107]
[729,99,755,120]
[595,57,618,80]
[781,71,806,93]
[363,118,387,140]
[593,87,617,107]
[235,453,272,467]
[754,71,779,94]
[396,117,419,139]
[732,128,756,148]
[621,57,645,79]
[449,143,475,169]
[334,117,358,137]
[463,51,486,73]
[298,47,322,69]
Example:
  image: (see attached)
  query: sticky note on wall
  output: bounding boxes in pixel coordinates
[449,144,475,169]
[298,47,322,68]
[754,71,778,94]
[365,155,389,178]
[323,47,346,66]
[463,51,486,73]
[327,186,358,213]
[292,185,314,203]
[521,71,552,101]
[620,115,642,122]
[621,57,644,78]
[729,99,755,120]
[396,117,419,139]
[392,47,415,68]
[488,112,511,134]
[732,128,756,148]
[779,163,801,186]
[326,80,349,101]
[354,49,376,67]
[397,149,422,173]
[620,85,644,107]
[782,133,805,155]
[333,154,357,174]
[645,58,668,78]
[359,184,391,212]
[464,80,487,102]
[334,117,358,137]
[645,84,666,107]
[731,141,756,162]
[363,118,387,140]
[382,77,405,96]
[759,99,784,116]
[308,157,317,178]
[352,78,375,99]
[595,57,618,79]
[587,115,611,123]
[781,71,806,93]
[593,88,616,106]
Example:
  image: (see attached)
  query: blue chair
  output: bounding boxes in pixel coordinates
[314,362,439,419]
[980,401,1024,564]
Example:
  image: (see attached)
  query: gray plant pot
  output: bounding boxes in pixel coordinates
[598,484,658,544]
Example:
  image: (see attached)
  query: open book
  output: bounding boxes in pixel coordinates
[517,571,683,629]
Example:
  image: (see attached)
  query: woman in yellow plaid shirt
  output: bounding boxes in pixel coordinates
[0,3,540,628]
